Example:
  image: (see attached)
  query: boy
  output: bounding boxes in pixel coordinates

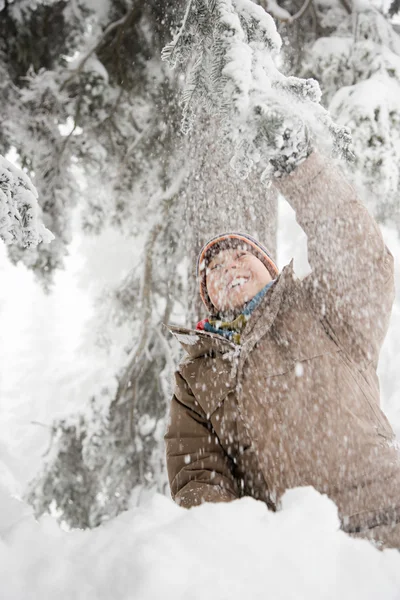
[165,151,400,549]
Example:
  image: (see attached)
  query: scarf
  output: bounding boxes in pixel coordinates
[196,279,276,345]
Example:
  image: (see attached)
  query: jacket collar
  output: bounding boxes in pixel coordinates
[241,261,294,343]
[165,323,235,359]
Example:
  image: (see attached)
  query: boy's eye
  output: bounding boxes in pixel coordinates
[210,263,221,271]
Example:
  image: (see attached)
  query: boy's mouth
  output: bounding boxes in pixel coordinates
[228,276,249,290]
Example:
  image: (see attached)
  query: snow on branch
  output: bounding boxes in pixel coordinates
[258,1,292,21]
[162,0,353,183]
[261,0,314,23]
[60,3,141,92]
[0,155,54,247]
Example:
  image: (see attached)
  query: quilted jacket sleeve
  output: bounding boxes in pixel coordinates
[164,371,240,508]
[274,152,395,368]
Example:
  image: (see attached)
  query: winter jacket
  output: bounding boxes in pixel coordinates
[165,152,400,549]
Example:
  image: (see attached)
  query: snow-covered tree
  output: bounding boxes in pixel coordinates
[4,0,400,529]
[0,0,276,528]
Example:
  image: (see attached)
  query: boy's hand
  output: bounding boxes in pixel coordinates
[230,98,314,183]
[252,102,313,180]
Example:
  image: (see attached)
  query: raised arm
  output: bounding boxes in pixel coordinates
[274,152,394,368]
[164,371,239,508]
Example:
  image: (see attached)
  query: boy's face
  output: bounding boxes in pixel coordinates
[206,246,273,313]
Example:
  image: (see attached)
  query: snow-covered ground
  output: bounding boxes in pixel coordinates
[1,195,400,597]
[1,486,400,600]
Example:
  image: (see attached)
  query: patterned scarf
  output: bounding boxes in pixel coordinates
[196,280,276,345]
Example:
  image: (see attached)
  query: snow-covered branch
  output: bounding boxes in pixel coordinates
[112,167,187,413]
[290,0,313,21]
[258,0,292,21]
[338,0,352,14]
[162,0,353,183]
[0,155,54,248]
[260,0,314,23]
[60,2,141,91]
[307,3,400,223]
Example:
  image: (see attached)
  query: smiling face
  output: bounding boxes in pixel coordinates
[206,246,273,313]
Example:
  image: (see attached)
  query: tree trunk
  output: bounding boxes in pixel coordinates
[185,117,278,321]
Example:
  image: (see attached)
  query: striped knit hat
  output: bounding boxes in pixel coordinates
[197,232,279,314]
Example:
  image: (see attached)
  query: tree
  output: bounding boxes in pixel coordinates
[0,0,276,528]
[3,0,400,529]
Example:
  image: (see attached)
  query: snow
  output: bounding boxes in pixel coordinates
[263,0,292,21]
[0,154,54,247]
[1,487,400,599]
[222,42,253,116]
[329,75,400,122]
[164,0,351,173]
[138,415,157,438]
[234,0,282,52]
[311,35,353,64]
[214,1,352,181]
[295,361,304,377]
[1,190,400,596]
[328,73,400,210]
[0,219,139,492]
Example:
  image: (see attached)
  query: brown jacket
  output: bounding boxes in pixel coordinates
[165,153,400,547]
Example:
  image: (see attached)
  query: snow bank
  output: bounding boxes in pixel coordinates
[1,486,400,600]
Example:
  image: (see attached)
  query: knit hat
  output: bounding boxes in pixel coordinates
[197,232,279,314]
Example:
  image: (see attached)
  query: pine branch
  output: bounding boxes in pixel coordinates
[290,0,313,22]
[162,0,354,180]
[180,50,206,131]
[111,169,187,417]
[389,0,400,17]
[338,0,352,15]
[30,420,52,429]
[114,219,163,433]
[60,3,141,91]
[161,0,195,67]
[59,88,84,157]
[0,154,54,247]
